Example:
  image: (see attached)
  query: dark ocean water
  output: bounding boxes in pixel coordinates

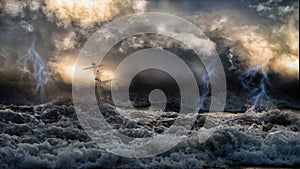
[0,102,299,169]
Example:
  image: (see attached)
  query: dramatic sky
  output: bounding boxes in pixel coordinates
[0,0,298,105]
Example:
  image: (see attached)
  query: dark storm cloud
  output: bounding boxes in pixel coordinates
[0,0,148,104]
[0,0,298,105]
[0,54,5,67]
[165,0,299,78]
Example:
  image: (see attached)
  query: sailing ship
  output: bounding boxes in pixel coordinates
[83,62,114,102]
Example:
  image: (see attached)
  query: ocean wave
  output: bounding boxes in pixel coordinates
[0,104,299,168]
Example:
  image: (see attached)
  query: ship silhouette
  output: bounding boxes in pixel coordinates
[83,62,114,102]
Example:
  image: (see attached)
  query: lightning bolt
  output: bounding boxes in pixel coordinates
[239,66,270,111]
[18,38,50,101]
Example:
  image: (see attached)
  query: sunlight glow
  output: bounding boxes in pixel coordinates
[45,0,147,27]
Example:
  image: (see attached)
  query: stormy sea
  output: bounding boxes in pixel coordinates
[0,0,299,168]
[0,101,300,168]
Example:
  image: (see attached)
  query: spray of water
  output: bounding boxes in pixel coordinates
[239,66,270,111]
[18,39,50,101]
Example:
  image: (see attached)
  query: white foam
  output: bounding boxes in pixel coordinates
[0,105,299,168]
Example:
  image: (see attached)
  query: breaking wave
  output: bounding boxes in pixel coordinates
[0,102,299,168]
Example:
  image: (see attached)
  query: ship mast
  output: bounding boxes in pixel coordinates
[83,62,113,102]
